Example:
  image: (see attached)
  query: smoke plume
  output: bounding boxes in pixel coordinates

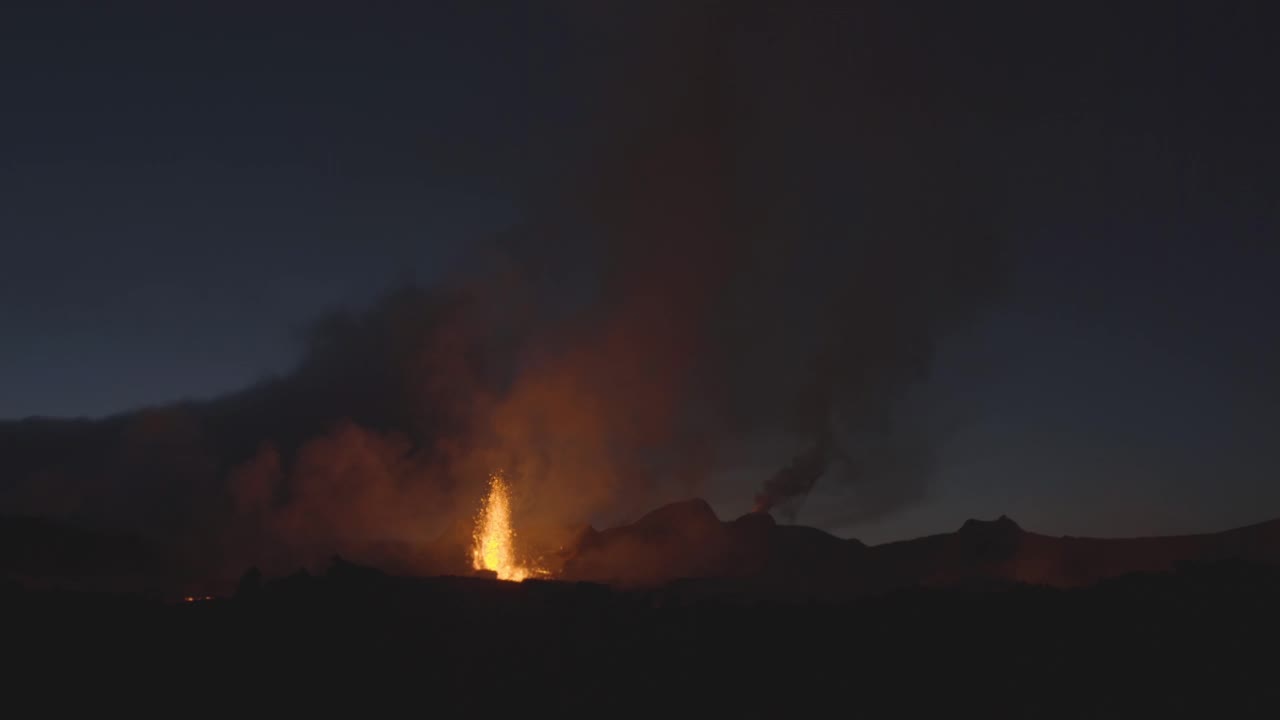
[0,1,1006,576]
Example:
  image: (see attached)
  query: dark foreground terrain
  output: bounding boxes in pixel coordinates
[7,558,1280,717]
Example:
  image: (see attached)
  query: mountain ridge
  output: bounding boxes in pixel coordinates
[558,499,1280,594]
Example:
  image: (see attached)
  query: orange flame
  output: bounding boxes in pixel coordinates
[471,473,543,582]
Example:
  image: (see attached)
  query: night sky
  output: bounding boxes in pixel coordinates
[3,1,1278,545]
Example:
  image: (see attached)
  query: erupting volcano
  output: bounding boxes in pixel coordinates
[470,474,544,582]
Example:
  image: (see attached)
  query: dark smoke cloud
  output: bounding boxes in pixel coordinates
[544,1,1008,517]
[753,431,837,516]
[0,1,1006,576]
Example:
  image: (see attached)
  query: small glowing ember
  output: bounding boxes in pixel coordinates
[471,473,543,582]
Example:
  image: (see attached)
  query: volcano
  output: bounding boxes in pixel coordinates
[10,493,1280,603]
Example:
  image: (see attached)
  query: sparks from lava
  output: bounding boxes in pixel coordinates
[471,473,543,582]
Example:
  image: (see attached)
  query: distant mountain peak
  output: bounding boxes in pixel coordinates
[634,498,719,529]
[959,515,1023,535]
[730,511,777,531]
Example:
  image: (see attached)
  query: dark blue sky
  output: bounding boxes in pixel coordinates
[1,3,560,416]
[2,2,1278,542]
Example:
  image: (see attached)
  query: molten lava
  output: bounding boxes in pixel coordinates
[471,473,543,582]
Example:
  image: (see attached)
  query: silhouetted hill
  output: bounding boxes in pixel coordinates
[870,514,1280,591]
[7,554,1280,716]
[0,514,169,590]
[562,499,865,593]
[559,500,1280,596]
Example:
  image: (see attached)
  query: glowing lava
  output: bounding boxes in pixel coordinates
[471,473,542,582]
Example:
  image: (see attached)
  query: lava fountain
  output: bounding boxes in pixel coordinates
[471,473,543,582]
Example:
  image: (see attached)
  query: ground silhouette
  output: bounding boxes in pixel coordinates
[6,555,1280,716]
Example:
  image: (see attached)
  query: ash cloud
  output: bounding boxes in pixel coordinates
[547,1,1008,518]
[0,1,1006,575]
